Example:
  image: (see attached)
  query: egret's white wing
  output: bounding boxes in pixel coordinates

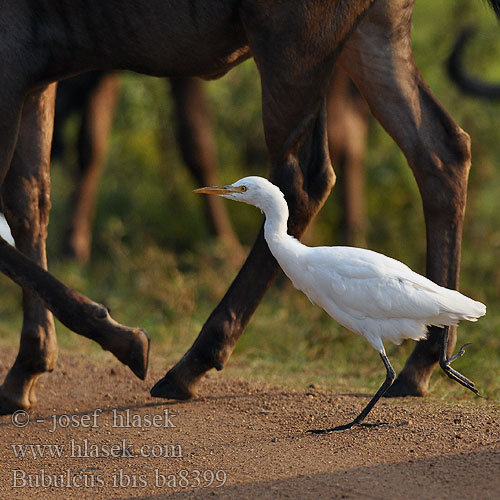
[296,246,484,323]
[0,213,14,246]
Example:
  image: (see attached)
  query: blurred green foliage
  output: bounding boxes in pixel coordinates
[1,1,500,400]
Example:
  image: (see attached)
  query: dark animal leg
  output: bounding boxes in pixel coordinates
[151,230,281,399]
[150,112,335,399]
[339,0,471,397]
[0,85,57,413]
[151,0,375,399]
[309,352,396,433]
[439,327,479,395]
[0,85,149,414]
[170,77,241,253]
[58,73,239,262]
[66,72,121,264]
[0,239,150,382]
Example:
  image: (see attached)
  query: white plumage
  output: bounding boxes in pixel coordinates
[195,176,486,431]
[281,244,485,353]
[0,213,14,246]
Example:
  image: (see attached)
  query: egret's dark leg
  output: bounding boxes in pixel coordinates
[308,353,396,434]
[439,327,479,395]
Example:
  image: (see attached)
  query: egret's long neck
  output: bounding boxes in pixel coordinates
[259,192,289,241]
[259,191,305,277]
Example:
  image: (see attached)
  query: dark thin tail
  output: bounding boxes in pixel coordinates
[488,0,500,18]
[447,27,500,99]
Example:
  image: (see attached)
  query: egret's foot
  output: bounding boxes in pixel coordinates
[307,421,388,434]
[311,353,396,433]
[307,427,338,434]
[448,342,471,364]
[440,343,480,396]
[150,360,206,400]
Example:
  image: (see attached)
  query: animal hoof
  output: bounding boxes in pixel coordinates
[0,386,31,415]
[126,328,150,380]
[384,375,426,398]
[150,366,200,400]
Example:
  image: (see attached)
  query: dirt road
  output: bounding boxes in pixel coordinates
[1,348,499,499]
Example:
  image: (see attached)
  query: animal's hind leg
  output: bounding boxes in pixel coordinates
[326,69,370,246]
[151,0,375,400]
[169,77,241,254]
[339,0,471,396]
[66,72,121,264]
[0,85,57,413]
[0,239,151,385]
[151,100,336,400]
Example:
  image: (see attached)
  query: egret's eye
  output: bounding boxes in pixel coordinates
[240,186,247,192]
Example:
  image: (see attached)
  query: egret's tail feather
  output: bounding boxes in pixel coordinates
[434,289,486,326]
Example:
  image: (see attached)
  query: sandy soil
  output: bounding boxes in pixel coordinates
[0,347,499,499]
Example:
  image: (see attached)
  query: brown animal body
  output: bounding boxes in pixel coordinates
[0,0,490,413]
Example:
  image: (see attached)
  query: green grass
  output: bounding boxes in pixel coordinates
[1,239,498,402]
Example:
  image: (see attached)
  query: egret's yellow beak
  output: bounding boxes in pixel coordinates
[193,185,236,195]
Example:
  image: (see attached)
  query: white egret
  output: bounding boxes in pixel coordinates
[0,213,14,246]
[194,176,486,432]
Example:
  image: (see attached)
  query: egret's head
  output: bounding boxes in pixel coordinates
[194,176,285,211]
